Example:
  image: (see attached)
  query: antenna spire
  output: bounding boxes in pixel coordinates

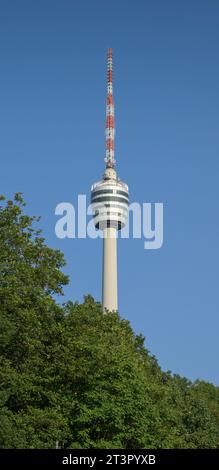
[105,48,115,169]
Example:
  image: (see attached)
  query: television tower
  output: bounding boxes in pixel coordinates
[91,49,129,312]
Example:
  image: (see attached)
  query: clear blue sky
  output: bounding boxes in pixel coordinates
[1,0,219,384]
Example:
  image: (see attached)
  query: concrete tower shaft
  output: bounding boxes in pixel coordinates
[102,227,118,312]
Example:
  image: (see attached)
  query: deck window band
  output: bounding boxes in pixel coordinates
[91,196,129,204]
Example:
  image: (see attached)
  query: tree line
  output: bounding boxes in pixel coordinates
[0,194,218,448]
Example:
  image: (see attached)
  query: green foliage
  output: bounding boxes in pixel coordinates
[0,195,219,448]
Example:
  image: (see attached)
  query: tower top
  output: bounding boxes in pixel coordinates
[104,48,116,170]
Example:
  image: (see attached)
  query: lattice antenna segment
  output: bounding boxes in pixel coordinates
[104,48,116,169]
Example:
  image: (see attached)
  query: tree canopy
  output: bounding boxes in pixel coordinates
[0,195,218,448]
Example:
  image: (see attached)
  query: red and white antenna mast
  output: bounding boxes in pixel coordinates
[105,48,115,169]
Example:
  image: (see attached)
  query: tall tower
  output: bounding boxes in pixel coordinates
[91,49,129,312]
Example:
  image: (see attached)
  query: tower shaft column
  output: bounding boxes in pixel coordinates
[102,227,118,312]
